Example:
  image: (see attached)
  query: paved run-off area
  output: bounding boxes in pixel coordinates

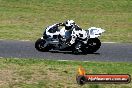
[0,40,132,62]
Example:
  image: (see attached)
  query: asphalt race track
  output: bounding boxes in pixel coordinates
[0,40,132,62]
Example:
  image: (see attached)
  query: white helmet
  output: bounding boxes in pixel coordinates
[65,20,75,30]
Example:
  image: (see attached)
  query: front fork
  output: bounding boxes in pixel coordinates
[40,37,48,48]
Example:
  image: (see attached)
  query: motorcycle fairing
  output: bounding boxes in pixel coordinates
[88,27,105,38]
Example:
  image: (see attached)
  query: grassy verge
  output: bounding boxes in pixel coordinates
[0,0,132,42]
[0,58,131,88]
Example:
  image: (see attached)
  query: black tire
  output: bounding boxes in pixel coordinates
[35,38,50,52]
[76,76,86,85]
[82,38,101,54]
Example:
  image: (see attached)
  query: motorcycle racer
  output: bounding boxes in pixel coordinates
[44,20,85,46]
[59,20,84,46]
[62,20,86,46]
[62,20,76,46]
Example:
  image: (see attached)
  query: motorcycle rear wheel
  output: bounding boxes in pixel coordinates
[82,38,101,54]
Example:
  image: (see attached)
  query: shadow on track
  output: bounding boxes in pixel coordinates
[49,51,100,55]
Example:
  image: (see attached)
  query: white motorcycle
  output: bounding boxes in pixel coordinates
[35,24,105,54]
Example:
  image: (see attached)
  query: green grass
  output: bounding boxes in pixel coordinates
[0,58,132,88]
[0,0,132,42]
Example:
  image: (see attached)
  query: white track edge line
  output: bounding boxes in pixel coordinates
[102,42,117,43]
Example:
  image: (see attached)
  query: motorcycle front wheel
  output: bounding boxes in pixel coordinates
[35,38,51,52]
[81,38,101,54]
